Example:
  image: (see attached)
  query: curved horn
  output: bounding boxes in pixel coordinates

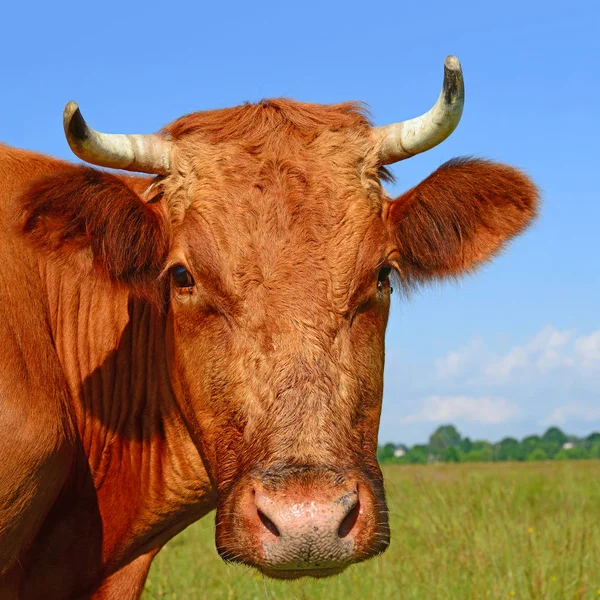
[63,102,172,175]
[374,56,464,164]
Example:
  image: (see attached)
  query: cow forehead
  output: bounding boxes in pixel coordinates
[174,151,386,299]
[164,106,389,310]
[162,98,385,224]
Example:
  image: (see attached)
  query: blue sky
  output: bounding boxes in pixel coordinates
[2,0,598,444]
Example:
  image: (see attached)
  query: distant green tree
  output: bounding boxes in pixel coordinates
[556,447,590,460]
[522,435,542,457]
[460,437,473,454]
[463,450,479,462]
[471,440,493,454]
[527,448,548,461]
[404,445,428,464]
[496,437,523,461]
[428,425,462,457]
[586,432,600,445]
[542,426,568,446]
[550,445,591,461]
[566,447,589,460]
[540,441,561,459]
[463,448,492,462]
[377,443,396,463]
[442,446,461,463]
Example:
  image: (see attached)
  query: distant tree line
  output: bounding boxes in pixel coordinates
[378,425,600,464]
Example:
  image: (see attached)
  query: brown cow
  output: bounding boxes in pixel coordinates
[0,57,538,598]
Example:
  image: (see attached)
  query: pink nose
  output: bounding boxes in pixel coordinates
[216,468,390,578]
[245,484,363,572]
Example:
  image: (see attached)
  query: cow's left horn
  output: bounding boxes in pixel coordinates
[373,56,464,164]
[63,102,172,175]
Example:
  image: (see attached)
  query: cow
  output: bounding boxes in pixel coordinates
[0,56,538,598]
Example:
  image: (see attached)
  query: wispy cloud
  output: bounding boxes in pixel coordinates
[575,331,600,368]
[542,404,600,426]
[434,337,485,378]
[483,326,575,381]
[400,395,520,425]
[435,325,599,384]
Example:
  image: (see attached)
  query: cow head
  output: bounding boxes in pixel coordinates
[21,57,538,578]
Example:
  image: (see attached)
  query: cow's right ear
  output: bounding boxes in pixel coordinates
[20,165,170,290]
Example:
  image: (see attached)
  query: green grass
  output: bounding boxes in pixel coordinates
[144,461,600,599]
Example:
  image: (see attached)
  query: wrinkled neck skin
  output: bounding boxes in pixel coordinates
[40,258,214,579]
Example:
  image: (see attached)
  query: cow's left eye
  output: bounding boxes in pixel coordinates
[377,265,393,294]
[171,265,195,288]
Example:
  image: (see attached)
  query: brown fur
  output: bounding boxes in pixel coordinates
[21,166,169,295]
[164,98,373,143]
[0,99,538,598]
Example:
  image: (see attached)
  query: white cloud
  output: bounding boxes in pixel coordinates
[484,346,529,380]
[400,395,520,425]
[542,404,600,426]
[435,326,598,384]
[434,337,484,378]
[575,331,600,368]
[484,326,574,381]
[532,327,574,371]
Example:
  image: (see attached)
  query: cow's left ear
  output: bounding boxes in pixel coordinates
[386,158,539,285]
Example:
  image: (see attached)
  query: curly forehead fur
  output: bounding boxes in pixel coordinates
[159,99,388,221]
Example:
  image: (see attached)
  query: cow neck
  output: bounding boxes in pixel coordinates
[41,260,214,561]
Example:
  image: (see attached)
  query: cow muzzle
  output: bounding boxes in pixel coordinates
[215,466,389,579]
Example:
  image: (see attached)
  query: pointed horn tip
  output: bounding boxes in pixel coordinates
[442,56,464,106]
[63,101,80,125]
[63,101,89,146]
[444,55,462,72]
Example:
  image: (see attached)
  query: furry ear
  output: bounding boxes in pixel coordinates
[386,158,539,286]
[20,165,169,289]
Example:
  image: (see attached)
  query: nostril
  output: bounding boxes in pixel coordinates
[257,509,280,537]
[338,500,360,538]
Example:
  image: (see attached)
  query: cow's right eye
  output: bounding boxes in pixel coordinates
[171,265,195,288]
[377,265,393,294]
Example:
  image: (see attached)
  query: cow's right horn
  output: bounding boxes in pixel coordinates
[373,56,464,164]
[63,102,172,175]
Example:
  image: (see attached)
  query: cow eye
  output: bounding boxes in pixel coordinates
[171,265,195,288]
[377,265,393,294]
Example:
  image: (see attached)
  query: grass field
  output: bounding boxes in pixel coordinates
[143,461,600,599]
